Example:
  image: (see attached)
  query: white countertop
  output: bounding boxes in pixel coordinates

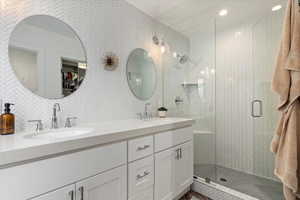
[0,118,193,168]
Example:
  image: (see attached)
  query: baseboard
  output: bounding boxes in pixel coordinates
[192,178,259,200]
[174,186,191,200]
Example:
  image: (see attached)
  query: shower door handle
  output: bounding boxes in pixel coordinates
[251,100,263,118]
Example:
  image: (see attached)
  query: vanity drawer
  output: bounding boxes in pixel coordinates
[128,156,154,198]
[155,126,193,152]
[128,135,154,162]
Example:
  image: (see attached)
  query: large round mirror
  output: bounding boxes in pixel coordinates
[126,48,157,101]
[8,15,87,99]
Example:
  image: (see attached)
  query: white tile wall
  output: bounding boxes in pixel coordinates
[0,0,189,132]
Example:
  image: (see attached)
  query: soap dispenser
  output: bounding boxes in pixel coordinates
[0,103,15,135]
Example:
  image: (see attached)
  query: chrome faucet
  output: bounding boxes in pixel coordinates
[28,120,44,135]
[144,103,152,120]
[137,103,153,120]
[144,103,150,116]
[51,103,61,129]
[65,117,77,128]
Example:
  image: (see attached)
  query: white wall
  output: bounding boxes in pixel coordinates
[0,0,189,131]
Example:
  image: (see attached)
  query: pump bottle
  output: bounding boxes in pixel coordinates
[0,103,15,135]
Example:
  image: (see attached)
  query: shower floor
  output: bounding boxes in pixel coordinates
[194,164,283,200]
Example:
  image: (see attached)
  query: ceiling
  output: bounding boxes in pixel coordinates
[126,0,287,37]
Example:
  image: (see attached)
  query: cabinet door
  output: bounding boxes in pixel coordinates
[31,185,75,200]
[154,148,176,200]
[174,141,193,196]
[75,165,126,200]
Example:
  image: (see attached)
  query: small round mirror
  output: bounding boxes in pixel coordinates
[126,48,157,101]
[8,15,87,99]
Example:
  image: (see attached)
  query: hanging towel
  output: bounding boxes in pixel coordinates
[271,0,300,199]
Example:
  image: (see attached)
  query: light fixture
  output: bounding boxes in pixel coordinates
[152,35,160,45]
[234,31,242,38]
[152,34,167,54]
[173,52,178,58]
[219,9,228,16]
[160,41,166,54]
[272,5,282,11]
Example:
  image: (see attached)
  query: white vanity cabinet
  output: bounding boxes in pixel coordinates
[154,148,175,200]
[31,185,75,200]
[174,141,193,197]
[154,127,193,200]
[1,121,193,200]
[75,166,127,200]
[1,142,127,200]
[31,166,126,200]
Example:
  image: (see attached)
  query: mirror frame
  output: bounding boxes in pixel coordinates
[126,48,157,101]
[8,14,88,100]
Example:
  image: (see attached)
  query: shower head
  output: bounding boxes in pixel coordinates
[179,55,189,64]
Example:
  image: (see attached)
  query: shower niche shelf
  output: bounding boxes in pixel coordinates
[181,83,199,87]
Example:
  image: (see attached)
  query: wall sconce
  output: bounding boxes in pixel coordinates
[153,34,166,54]
[160,41,166,54]
[152,35,160,46]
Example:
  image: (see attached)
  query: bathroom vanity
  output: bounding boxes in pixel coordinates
[2,11,193,200]
[0,118,193,200]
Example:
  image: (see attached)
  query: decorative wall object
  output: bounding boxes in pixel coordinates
[102,52,119,71]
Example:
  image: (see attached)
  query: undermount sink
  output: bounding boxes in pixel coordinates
[24,127,94,140]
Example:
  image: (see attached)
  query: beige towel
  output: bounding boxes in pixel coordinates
[271,0,300,199]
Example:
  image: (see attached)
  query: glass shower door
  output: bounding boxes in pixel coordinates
[252,8,284,180]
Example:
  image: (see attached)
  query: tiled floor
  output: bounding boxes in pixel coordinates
[194,164,283,200]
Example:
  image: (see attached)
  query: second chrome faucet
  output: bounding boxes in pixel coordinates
[51,103,61,129]
[137,103,153,120]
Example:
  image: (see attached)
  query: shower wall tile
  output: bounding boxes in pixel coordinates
[0,0,189,132]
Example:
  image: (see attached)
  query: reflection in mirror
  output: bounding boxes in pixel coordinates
[8,15,87,99]
[126,48,157,101]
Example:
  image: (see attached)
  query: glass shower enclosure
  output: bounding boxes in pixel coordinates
[163,1,286,199]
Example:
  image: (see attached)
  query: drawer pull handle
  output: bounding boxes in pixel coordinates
[78,186,84,200]
[175,149,180,160]
[69,190,74,200]
[137,145,150,151]
[137,171,150,180]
